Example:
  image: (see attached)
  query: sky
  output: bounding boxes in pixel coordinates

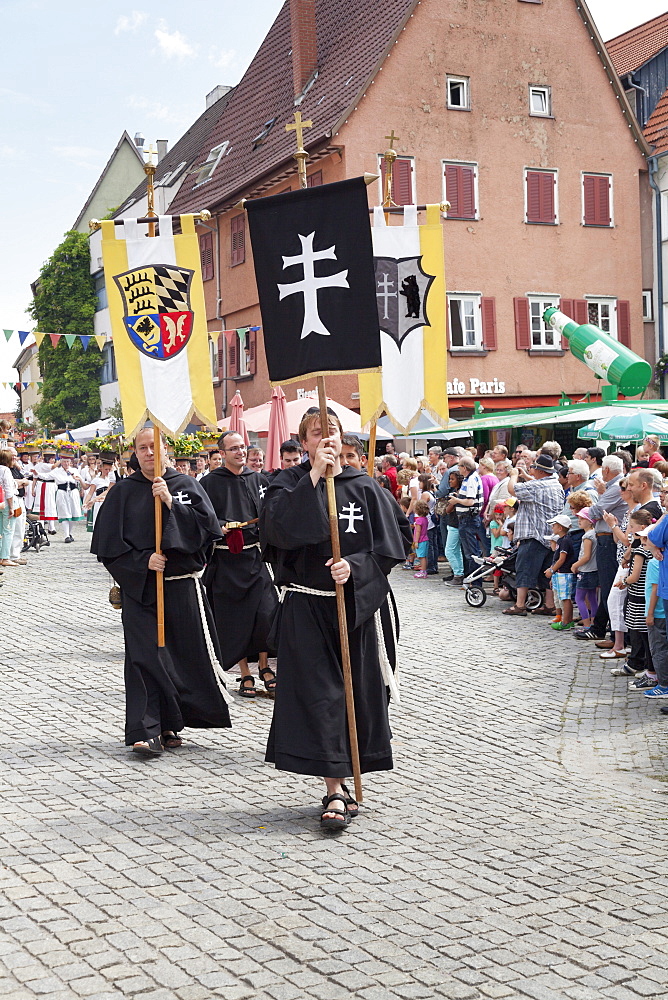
[0,0,666,414]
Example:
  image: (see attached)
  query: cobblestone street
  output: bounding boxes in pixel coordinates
[2,523,668,1000]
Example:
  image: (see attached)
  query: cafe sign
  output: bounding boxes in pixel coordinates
[447,377,507,396]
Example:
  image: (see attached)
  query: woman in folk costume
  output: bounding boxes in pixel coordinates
[31,449,58,533]
[51,451,84,543]
[83,458,115,533]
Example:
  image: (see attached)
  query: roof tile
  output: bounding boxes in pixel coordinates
[644,86,668,154]
[606,11,668,77]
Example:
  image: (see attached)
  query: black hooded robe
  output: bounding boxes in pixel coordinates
[260,463,411,777]
[91,469,232,745]
[200,467,277,669]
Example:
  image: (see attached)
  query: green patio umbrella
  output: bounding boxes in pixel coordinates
[577,408,668,442]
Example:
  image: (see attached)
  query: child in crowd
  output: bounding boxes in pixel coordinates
[489,504,506,594]
[571,508,598,629]
[616,509,655,684]
[544,514,577,631]
[642,534,668,699]
[398,496,414,570]
[567,489,594,517]
[412,499,430,579]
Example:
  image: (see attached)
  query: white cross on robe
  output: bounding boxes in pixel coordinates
[173,490,192,504]
[338,502,364,533]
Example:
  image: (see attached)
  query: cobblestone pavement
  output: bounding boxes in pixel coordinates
[2,524,668,1000]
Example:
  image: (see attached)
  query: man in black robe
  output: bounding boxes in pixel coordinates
[261,409,411,830]
[201,431,278,698]
[91,426,232,755]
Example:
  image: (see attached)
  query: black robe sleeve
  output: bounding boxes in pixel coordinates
[261,467,330,551]
[161,487,223,555]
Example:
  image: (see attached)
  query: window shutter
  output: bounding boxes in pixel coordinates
[583,175,611,226]
[560,299,574,350]
[231,215,245,266]
[583,175,596,225]
[597,176,611,226]
[481,297,497,350]
[526,171,555,223]
[445,165,476,220]
[526,171,541,222]
[248,328,257,375]
[217,333,225,380]
[307,170,323,187]
[574,299,588,325]
[228,335,239,378]
[540,172,555,223]
[382,157,414,206]
[618,300,631,347]
[200,231,213,281]
[461,167,476,219]
[445,164,460,216]
[514,297,531,350]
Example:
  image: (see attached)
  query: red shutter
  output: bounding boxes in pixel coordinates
[217,332,225,380]
[583,175,611,226]
[445,165,476,220]
[574,299,589,325]
[481,297,497,350]
[307,170,323,187]
[200,231,213,281]
[461,167,476,219]
[560,299,574,349]
[445,164,460,216]
[526,171,555,223]
[231,215,245,266]
[248,328,257,375]
[228,335,239,377]
[381,157,414,206]
[618,300,631,347]
[514,297,531,349]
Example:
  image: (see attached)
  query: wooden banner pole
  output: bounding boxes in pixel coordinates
[367,421,377,476]
[317,376,363,803]
[154,425,165,647]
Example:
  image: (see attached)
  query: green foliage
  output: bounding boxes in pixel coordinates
[28,231,102,428]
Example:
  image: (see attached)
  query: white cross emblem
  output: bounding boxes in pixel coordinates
[338,502,364,533]
[376,272,397,320]
[277,231,349,340]
[258,484,267,499]
[173,490,192,505]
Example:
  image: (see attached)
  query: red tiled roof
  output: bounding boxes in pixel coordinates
[645,86,668,154]
[606,12,668,77]
[170,0,419,214]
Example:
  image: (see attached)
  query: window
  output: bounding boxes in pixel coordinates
[378,155,415,206]
[307,171,323,187]
[449,295,481,349]
[231,214,245,266]
[209,336,217,381]
[200,231,214,281]
[643,290,654,321]
[252,118,276,149]
[447,76,470,110]
[529,85,551,117]
[525,169,557,224]
[585,297,617,339]
[529,296,560,349]
[193,141,229,185]
[443,161,478,220]
[94,272,107,312]
[582,173,612,227]
[100,343,117,384]
[227,327,257,378]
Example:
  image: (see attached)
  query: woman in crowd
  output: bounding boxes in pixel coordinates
[443,469,465,586]
[0,450,17,568]
[478,456,499,511]
[599,477,641,660]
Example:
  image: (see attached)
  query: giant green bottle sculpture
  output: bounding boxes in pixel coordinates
[543,308,652,397]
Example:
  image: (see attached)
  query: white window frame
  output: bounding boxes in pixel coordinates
[193,141,229,185]
[446,75,470,111]
[376,154,416,206]
[448,293,483,350]
[581,172,614,227]
[529,85,552,117]
[442,160,480,221]
[523,168,559,225]
[527,294,561,350]
[643,290,654,321]
[237,328,251,377]
[209,336,218,382]
[584,295,618,339]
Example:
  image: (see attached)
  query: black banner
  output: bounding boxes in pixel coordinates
[246,177,381,384]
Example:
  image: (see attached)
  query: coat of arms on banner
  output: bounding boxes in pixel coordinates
[374,256,435,348]
[114,265,194,360]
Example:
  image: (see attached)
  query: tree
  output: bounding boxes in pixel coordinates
[29,230,102,428]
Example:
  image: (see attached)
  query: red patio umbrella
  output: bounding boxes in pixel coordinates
[228,390,249,447]
[265,385,290,472]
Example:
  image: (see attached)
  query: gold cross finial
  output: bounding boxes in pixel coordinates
[145,143,158,165]
[286,111,313,151]
[385,130,400,150]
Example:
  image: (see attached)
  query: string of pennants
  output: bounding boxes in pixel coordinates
[2,381,43,391]
[3,330,107,351]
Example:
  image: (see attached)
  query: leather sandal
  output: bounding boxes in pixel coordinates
[161,731,183,748]
[322,783,359,819]
[503,605,527,616]
[258,665,277,695]
[132,736,163,756]
[320,793,351,830]
[238,676,256,698]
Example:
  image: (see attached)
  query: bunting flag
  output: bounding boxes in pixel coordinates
[100,214,217,437]
[358,204,448,434]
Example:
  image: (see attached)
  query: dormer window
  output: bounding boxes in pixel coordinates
[253,119,277,149]
[193,141,229,184]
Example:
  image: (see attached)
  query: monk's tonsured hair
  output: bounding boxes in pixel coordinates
[298,406,343,443]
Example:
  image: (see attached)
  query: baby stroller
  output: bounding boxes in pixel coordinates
[24,512,49,552]
[463,545,544,610]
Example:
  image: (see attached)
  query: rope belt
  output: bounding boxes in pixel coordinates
[213,542,260,551]
[162,570,233,705]
[278,583,336,604]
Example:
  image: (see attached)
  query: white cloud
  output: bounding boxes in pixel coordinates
[114,10,148,35]
[154,20,196,60]
[208,45,237,70]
